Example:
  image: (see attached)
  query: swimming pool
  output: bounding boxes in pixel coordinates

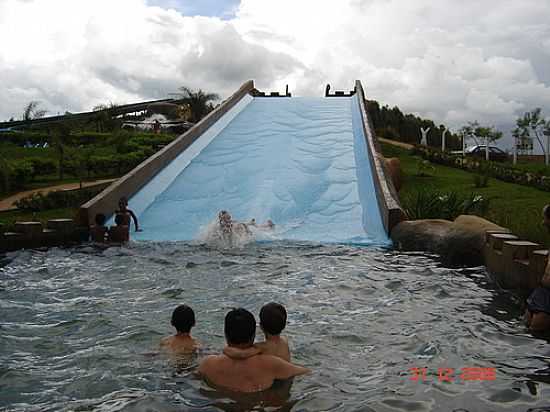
[1,242,549,411]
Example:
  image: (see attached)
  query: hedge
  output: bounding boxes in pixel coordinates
[413,145,550,192]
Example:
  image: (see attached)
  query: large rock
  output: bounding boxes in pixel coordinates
[442,215,507,266]
[391,215,508,266]
[391,219,454,254]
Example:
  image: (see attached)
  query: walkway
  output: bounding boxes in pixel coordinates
[0,179,117,212]
[378,137,414,150]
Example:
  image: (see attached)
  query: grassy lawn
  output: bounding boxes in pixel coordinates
[381,142,550,246]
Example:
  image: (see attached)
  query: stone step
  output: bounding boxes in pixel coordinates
[485,229,511,244]
[502,240,541,261]
[47,219,74,234]
[14,221,43,238]
[488,233,518,251]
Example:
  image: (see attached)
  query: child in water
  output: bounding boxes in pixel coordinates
[90,213,108,242]
[161,304,200,354]
[223,302,290,361]
[108,214,129,243]
[115,197,140,232]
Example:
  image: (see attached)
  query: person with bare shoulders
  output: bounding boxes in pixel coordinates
[108,214,129,243]
[224,302,290,361]
[198,308,309,393]
[161,304,199,354]
[525,205,550,333]
[90,213,108,242]
[115,196,141,232]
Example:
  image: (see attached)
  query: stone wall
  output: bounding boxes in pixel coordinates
[1,219,87,252]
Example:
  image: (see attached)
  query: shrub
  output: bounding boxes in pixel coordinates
[15,186,105,212]
[27,157,57,177]
[8,160,34,189]
[402,188,490,220]
[473,174,489,188]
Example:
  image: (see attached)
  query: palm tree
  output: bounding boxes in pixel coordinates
[171,87,220,123]
[22,101,47,121]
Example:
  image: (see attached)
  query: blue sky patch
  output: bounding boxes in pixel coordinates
[147,0,240,19]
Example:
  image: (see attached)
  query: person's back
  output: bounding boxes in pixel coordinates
[198,308,308,393]
[90,213,107,243]
[161,304,199,354]
[109,214,129,242]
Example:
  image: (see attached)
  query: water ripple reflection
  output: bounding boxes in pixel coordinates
[1,242,550,411]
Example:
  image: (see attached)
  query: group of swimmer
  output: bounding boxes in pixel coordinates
[89,197,140,243]
[89,198,274,245]
[160,302,310,393]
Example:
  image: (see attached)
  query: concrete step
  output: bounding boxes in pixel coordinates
[502,240,541,261]
[488,233,519,251]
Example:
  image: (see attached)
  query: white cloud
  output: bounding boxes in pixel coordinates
[1,0,550,149]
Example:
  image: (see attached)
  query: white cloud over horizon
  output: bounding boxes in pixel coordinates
[1,0,550,148]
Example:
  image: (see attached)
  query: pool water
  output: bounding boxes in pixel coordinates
[2,242,550,411]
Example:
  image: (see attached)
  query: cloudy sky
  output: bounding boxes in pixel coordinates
[1,0,550,147]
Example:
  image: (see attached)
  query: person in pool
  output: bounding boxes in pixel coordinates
[197,308,309,393]
[218,210,252,237]
[525,204,550,332]
[115,196,141,232]
[161,304,200,354]
[90,213,108,242]
[224,302,290,362]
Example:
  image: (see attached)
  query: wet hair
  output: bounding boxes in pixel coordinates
[171,304,196,333]
[224,308,256,345]
[114,214,125,225]
[118,196,128,208]
[94,213,106,226]
[260,302,287,335]
[544,204,550,219]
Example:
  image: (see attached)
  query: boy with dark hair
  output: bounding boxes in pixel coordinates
[108,213,129,242]
[90,213,108,242]
[198,308,309,392]
[161,304,199,353]
[224,302,291,361]
[258,302,290,361]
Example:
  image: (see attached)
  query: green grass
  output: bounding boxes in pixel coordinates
[381,142,550,246]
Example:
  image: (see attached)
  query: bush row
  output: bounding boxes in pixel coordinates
[15,186,105,212]
[412,145,550,192]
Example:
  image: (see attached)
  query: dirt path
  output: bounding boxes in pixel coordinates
[0,178,117,212]
[378,137,414,150]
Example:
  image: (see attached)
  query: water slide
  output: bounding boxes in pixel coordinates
[83,81,401,246]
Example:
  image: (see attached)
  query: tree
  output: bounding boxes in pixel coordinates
[22,101,47,121]
[92,102,119,132]
[516,108,549,165]
[171,87,220,123]
[459,121,502,160]
[50,123,73,180]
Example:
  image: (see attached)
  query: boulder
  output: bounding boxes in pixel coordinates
[391,219,454,254]
[442,215,507,266]
[391,215,508,266]
[383,157,402,192]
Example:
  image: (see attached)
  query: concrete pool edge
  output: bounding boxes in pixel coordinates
[78,80,256,227]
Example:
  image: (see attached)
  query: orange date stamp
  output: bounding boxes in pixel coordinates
[409,367,496,382]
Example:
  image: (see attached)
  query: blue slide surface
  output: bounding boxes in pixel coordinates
[132,96,390,245]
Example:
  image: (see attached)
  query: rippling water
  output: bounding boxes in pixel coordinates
[2,242,550,411]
